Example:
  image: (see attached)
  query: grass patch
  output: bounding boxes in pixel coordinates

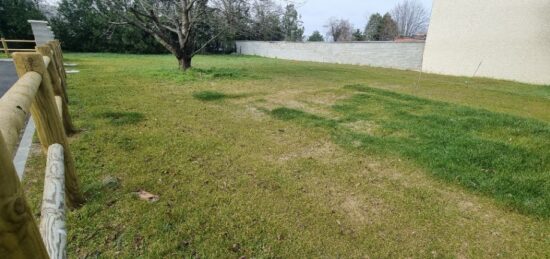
[20,53,550,258]
[143,66,248,84]
[271,85,550,217]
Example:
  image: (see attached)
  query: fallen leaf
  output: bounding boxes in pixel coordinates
[230,243,240,253]
[135,190,159,202]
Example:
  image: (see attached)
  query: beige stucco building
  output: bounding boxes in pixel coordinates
[422,0,550,85]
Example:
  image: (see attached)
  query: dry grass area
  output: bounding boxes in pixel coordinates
[21,54,550,258]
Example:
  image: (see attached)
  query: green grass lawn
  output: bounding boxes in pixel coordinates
[23,53,550,257]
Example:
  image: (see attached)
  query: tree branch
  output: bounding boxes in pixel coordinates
[191,30,224,57]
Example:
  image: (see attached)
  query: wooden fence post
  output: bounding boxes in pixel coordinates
[50,41,67,79]
[47,42,68,97]
[55,96,63,121]
[1,38,9,58]
[12,52,85,208]
[40,144,68,259]
[36,45,76,134]
[0,133,50,259]
[37,44,68,100]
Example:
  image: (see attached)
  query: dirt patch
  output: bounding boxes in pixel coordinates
[341,196,367,224]
[245,105,266,120]
[232,105,267,121]
[341,196,390,226]
[302,90,353,106]
[276,140,340,162]
[258,89,344,119]
[30,142,42,156]
[342,120,378,135]
[458,201,481,214]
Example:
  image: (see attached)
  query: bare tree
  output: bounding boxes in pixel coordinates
[325,18,353,42]
[212,0,251,39]
[250,0,285,41]
[390,0,429,37]
[95,0,227,70]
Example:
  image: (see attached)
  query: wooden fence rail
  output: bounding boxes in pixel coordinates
[0,40,83,259]
[1,38,37,58]
[40,144,67,259]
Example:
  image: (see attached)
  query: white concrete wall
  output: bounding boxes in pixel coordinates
[28,20,55,45]
[423,0,550,85]
[236,41,425,71]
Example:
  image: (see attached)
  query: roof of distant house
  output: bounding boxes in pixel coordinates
[394,37,425,43]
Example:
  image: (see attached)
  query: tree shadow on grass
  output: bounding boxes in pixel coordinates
[192,67,245,79]
[269,85,550,217]
[193,90,252,101]
[100,111,145,126]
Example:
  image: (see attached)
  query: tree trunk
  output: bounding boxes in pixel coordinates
[178,56,192,71]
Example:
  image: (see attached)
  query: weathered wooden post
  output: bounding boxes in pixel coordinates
[37,44,68,100]
[46,42,68,96]
[50,41,67,79]
[0,133,49,259]
[35,45,76,134]
[1,38,9,58]
[40,144,68,259]
[12,52,85,208]
[55,96,63,121]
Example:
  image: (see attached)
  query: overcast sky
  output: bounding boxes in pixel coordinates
[46,0,433,36]
[295,0,433,35]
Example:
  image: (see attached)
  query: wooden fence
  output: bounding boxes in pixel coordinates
[0,40,83,259]
[1,38,37,58]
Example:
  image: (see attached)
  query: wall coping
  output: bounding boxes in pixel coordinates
[236,40,426,44]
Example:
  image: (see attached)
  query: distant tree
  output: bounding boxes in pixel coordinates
[95,0,240,70]
[250,0,284,41]
[189,1,228,54]
[365,13,383,41]
[52,0,166,53]
[325,18,353,42]
[352,29,365,41]
[209,0,253,53]
[380,13,398,41]
[213,0,252,40]
[391,0,430,37]
[34,0,57,19]
[0,0,46,39]
[307,30,324,42]
[365,12,398,41]
[282,3,304,42]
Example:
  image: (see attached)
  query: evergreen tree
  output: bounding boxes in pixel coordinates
[380,13,398,41]
[365,13,383,41]
[51,0,165,53]
[352,29,366,41]
[365,12,398,41]
[0,0,46,39]
[307,31,324,42]
[282,4,304,42]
